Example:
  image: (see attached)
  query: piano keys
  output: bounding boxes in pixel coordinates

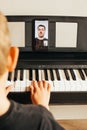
[7,68,87,92]
[6,67,87,104]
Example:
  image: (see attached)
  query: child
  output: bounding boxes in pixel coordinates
[0,12,65,130]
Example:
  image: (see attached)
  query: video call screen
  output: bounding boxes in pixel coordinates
[32,20,49,51]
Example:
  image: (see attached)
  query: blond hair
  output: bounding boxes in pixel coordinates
[0,12,11,76]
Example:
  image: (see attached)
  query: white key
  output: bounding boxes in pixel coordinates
[62,69,71,91]
[53,69,65,92]
[68,70,77,91]
[32,69,36,80]
[80,69,87,91]
[14,70,21,92]
[73,69,82,91]
[53,69,60,91]
[58,69,66,91]
[53,69,57,80]
[26,70,31,91]
[20,69,27,92]
[47,69,54,92]
[41,70,45,80]
[38,69,42,81]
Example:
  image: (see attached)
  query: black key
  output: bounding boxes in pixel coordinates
[28,69,30,80]
[55,69,60,80]
[69,69,76,80]
[83,69,87,77]
[29,69,32,80]
[35,69,39,81]
[78,69,85,80]
[20,69,23,80]
[8,72,12,81]
[50,69,54,81]
[14,70,18,81]
[64,69,70,80]
[44,69,48,80]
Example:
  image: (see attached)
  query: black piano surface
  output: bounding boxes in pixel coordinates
[7,15,87,105]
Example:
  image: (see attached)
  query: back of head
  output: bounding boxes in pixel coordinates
[0,12,11,77]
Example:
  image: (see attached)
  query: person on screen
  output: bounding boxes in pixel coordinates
[33,24,48,50]
[0,12,65,130]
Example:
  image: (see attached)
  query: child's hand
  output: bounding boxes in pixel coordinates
[30,80,51,110]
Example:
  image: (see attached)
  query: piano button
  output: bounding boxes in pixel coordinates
[78,69,85,80]
[49,69,54,81]
[20,69,23,80]
[44,69,48,80]
[35,69,39,81]
[29,69,32,80]
[55,69,61,80]
[69,69,76,80]
[83,69,87,77]
[63,69,70,80]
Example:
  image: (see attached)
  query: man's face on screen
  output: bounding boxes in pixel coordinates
[37,26,45,39]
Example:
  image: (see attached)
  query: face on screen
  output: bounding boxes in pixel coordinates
[37,25,46,40]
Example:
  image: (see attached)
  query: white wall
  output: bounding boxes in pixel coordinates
[0,0,87,16]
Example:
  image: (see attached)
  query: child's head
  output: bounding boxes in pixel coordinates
[0,12,19,78]
[0,12,11,77]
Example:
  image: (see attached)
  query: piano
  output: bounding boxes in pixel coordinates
[6,15,87,105]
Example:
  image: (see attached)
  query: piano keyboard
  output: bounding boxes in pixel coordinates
[6,68,87,92]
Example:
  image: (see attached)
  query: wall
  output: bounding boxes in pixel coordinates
[0,0,87,16]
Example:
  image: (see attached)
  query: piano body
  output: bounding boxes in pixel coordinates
[6,15,87,105]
